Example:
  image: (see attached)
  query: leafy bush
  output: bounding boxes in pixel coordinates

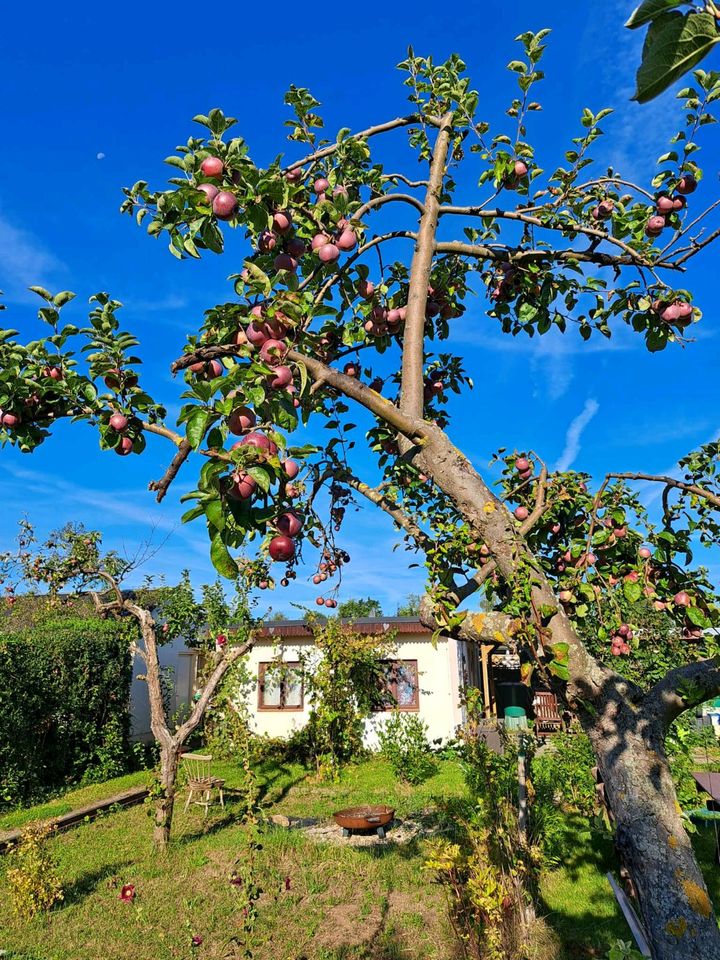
[531,724,597,817]
[6,822,64,919]
[377,711,437,784]
[0,617,133,807]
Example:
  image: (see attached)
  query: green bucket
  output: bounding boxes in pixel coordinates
[504,706,526,719]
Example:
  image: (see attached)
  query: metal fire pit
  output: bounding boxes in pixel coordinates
[333,804,395,838]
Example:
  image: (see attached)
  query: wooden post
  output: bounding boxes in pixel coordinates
[481,644,492,717]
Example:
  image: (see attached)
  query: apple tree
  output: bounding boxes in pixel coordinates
[0,523,257,849]
[2,33,720,956]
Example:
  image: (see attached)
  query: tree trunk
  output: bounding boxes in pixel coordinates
[153,742,180,851]
[588,706,720,960]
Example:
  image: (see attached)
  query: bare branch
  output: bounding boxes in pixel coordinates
[606,471,720,511]
[438,205,652,265]
[149,439,193,503]
[380,172,429,188]
[284,113,442,172]
[354,193,425,220]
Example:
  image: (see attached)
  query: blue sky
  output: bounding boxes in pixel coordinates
[1,0,719,614]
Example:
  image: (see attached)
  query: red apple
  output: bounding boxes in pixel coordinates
[357,279,375,300]
[273,253,297,273]
[312,232,331,250]
[272,211,292,234]
[676,174,697,195]
[336,229,357,251]
[229,473,257,499]
[343,362,358,378]
[213,191,238,220]
[318,243,340,263]
[515,457,530,472]
[115,435,133,456]
[656,195,674,214]
[285,168,302,183]
[1,412,21,428]
[197,183,219,204]
[314,177,330,194]
[645,215,665,237]
[109,413,128,432]
[287,238,306,258]
[277,512,302,537]
[513,160,528,178]
[228,406,256,435]
[315,596,325,606]
[259,339,288,366]
[258,230,277,253]
[514,505,529,521]
[269,535,295,562]
[201,156,224,179]
[270,365,293,388]
[237,431,278,456]
[639,546,652,559]
[282,459,299,480]
[674,591,691,607]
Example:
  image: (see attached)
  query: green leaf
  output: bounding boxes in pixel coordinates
[633,12,720,103]
[548,661,570,682]
[210,534,238,579]
[626,0,685,29]
[28,286,53,301]
[623,580,643,604]
[53,291,76,308]
[186,407,209,450]
[181,504,205,523]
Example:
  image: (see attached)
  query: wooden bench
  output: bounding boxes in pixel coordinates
[532,691,563,736]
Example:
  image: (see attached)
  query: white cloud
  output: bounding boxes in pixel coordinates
[554,399,600,472]
[0,214,66,304]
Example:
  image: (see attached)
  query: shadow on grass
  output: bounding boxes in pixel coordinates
[61,860,131,907]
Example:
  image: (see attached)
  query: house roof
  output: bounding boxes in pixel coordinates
[257,616,432,640]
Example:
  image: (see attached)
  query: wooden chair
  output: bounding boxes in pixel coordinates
[532,691,563,737]
[181,753,225,817]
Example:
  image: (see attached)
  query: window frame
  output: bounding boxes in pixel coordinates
[257,661,304,712]
[375,659,420,712]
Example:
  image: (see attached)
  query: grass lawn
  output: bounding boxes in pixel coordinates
[1,757,718,960]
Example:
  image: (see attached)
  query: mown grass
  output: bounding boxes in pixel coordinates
[1,757,718,960]
[0,771,150,832]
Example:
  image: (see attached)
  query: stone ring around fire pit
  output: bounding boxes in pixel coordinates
[333,804,396,838]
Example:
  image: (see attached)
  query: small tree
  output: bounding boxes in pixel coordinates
[0,523,257,850]
[288,616,392,774]
[337,596,383,619]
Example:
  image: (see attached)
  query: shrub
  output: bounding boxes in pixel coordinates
[377,711,437,784]
[6,822,64,920]
[531,723,597,818]
[0,617,133,807]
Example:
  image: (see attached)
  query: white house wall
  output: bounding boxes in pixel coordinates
[243,632,464,746]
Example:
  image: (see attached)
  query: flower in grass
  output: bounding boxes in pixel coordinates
[191,934,203,947]
[230,874,243,886]
[119,883,136,903]
[284,876,291,891]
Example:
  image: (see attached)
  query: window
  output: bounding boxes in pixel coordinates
[376,660,419,711]
[258,661,304,711]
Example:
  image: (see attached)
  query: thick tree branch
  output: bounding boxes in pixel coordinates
[401,111,455,423]
[380,172,429,188]
[175,638,255,743]
[645,656,720,728]
[286,347,427,442]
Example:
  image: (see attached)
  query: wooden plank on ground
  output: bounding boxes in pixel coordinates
[0,785,149,852]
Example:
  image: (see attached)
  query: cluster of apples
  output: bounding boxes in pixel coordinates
[312,547,351,607]
[107,410,136,456]
[650,297,694,326]
[510,456,534,521]
[196,156,239,220]
[644,174,695,238]
[610,623,633,657]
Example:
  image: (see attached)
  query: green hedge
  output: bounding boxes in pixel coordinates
[0,617,133,808]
